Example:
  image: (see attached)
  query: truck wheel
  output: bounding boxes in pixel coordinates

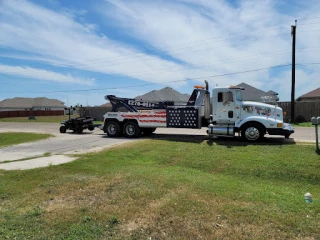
[106,121,121,137]
[88,126,94,131]
[123,121,141,138]
[60,126,66,133]
[241,123,264,141]
[142,128,156,135]
[76,127,83,133]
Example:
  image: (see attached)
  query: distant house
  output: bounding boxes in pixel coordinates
[0,97,65,111]
[135,87,190,105]
[297,87,320,102]
[237,83,279,103]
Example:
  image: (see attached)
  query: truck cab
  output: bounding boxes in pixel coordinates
[208,86,294,141]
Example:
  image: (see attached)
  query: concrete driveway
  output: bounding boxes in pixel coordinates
[0,122,137,170]
[0,122,318,170]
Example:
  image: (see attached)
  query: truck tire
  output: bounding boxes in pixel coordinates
[60,126,66,133]
[88,125,94,131]
[106,121,121,137]
[123,121,141,138]
[76,127,83,133]
[142,128,156,135]
[241,123,264,141]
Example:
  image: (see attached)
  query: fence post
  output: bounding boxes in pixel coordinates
[311,117,320,154]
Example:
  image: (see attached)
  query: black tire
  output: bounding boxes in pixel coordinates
[76,127,83,133]
[241,123,264,141]
[88,126,94,131]
[142,128,156,135]
[123,121,141,138]
[105,121,121,137]
[59,126,66,133]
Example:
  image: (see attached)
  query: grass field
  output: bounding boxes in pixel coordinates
[291,122,313,127]
[0,139,320,239]
[0,132,53,148]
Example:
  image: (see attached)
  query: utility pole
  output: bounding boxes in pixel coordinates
[291,20,297,122]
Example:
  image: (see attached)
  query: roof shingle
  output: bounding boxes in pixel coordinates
[297,87,320,100]
[0,97,65,108]
[135,87,190,102]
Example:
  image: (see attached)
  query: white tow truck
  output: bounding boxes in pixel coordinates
[101,81,294,141]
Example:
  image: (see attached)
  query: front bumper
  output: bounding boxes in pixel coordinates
[267,123,294,138]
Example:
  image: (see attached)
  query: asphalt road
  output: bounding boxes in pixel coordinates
[0,122,318,164]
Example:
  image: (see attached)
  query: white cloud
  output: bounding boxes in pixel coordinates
[0,64,94,85]
[101,0,320,100]
[0,0,187,86]
[1,0,320,103]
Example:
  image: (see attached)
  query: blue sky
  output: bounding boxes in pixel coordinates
[0,0,320,106]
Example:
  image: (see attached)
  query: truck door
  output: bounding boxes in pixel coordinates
[214,90,236,122]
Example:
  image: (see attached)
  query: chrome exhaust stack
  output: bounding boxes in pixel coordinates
[204,80,210,120]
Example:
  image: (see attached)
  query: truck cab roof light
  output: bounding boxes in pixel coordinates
[194,86,206,89]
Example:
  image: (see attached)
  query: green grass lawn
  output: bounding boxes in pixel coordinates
[0,132,53,148]
[0,139,320,239]
[291,122,313,127]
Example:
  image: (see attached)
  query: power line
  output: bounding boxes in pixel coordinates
[2,47,319,81]
[298,29,320,33]
[123,48,320,77]
[297,17,320,21]
[299,22,320,25]
[0,64,292,94]
[296,62,320,66]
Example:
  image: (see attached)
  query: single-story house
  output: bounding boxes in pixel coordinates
[237,83,279,103]
[296,87,320,102]
[135,87,190,105]
[0,97,65,111]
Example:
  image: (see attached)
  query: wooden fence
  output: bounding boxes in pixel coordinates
[80,107,112,121]
[278,101,320,122]
[81,101,320,122]
[0,110,64,118]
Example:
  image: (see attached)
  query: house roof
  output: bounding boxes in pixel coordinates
[0,97,65,108]
[237,83,278,101]
[297,87,320,100]
[266,90,278,95]
[135,87,190,102]
[100,102,112,107]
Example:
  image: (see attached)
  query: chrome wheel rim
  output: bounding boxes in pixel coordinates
[245,127,260,141]
[125,125,135,136]
[107,124,116,135]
